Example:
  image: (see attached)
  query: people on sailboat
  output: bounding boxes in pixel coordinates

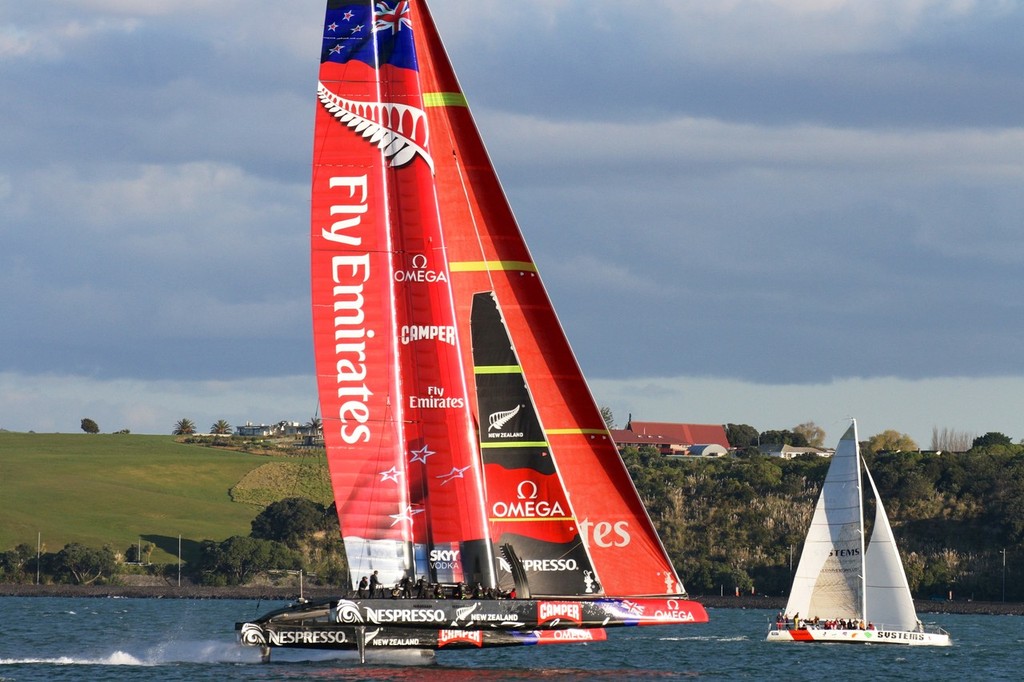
[357,575,368,598]
[369,570,380,598]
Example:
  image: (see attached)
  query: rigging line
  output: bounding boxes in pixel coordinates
[451,151,498,293]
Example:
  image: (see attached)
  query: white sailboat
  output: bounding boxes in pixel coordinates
[767,420,951,646]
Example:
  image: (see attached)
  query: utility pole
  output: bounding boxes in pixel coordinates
[1001,548,1006,602]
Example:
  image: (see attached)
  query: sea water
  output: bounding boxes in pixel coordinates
[0,597,1018,681]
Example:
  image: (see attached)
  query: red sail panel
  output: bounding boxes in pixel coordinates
[313,0,493,588]
[410,0,684,596]
[312,50,411,587]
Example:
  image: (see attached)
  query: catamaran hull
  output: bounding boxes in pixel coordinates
[239,622,607,652]
[766,628,951,646]
[238,596,706,653]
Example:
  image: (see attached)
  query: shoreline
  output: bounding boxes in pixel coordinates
[2,584,1021,615]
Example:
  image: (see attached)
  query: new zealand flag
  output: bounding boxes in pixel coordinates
[321,1,417,70]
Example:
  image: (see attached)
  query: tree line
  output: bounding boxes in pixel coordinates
[9,426,1023,601]
[626,433,1024,602]
[0,498,346,588]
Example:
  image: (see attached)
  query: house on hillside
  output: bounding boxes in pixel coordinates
[610,418,731,457]
[236,422,274,437]
[758,443,831,459]
[236,420,317,438]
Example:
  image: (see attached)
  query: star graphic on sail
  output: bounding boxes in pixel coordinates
[379,466,401,483]
[389,505,424,527]
[436,466,471,486]
[409,444,435,464]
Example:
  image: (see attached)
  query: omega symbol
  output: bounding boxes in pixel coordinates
[516,480,539,500]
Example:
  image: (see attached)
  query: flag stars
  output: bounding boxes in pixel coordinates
[379,466,401,483]
[350,24,364,34]
[326,22,338,32]
[342,10,354,21]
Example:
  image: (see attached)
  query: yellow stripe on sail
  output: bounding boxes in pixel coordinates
[450,260,538,273]
[480,441,549,449]
[423,92,468,108]
[488,517,575,523]
[547,428,610,436]
[474,365,522,375]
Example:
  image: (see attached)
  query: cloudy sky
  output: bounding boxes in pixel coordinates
[2,0,1022,447]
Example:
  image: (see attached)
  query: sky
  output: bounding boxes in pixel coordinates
[2,0,1022,448]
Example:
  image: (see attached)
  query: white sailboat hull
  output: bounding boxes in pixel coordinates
[767,626,951,646]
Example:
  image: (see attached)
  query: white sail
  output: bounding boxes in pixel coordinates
[784,422,865,621]
[863,464,920,630]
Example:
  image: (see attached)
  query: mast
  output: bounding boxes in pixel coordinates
[853,419,867,623]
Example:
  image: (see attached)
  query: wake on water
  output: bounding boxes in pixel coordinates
[0,640,437,668]
[0,640,262,667]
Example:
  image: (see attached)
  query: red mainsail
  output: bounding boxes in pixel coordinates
[312,0,686,597]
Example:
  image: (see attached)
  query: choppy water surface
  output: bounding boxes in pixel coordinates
[0,597,1019,680]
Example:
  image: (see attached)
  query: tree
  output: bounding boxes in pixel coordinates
[210,419,232,435]
[931,427,975,452]
[80,418,99,434]
[198,536,300,585]
[600,406,616,429]
[251,497,331,549]
[866,429,918,453]
[306,416,323,437]
[793,421,825,448]
[759,430,808,447]
[173,418,196,435]
[0,543,35,583]
[972,432,1013,449]
[725,424,759,448]
[51,543,116,585]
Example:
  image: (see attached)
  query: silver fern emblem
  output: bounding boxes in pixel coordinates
[333,599,364,623]
[488,405,521,432]
[318,81,434,170]
[239,622,267,646]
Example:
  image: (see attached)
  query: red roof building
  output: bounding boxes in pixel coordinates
[610,418,731,456]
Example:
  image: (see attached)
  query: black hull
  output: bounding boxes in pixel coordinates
[236,595,706,654]
[237,621,607,652]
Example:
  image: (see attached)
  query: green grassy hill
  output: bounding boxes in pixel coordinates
[0,432,328,564]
